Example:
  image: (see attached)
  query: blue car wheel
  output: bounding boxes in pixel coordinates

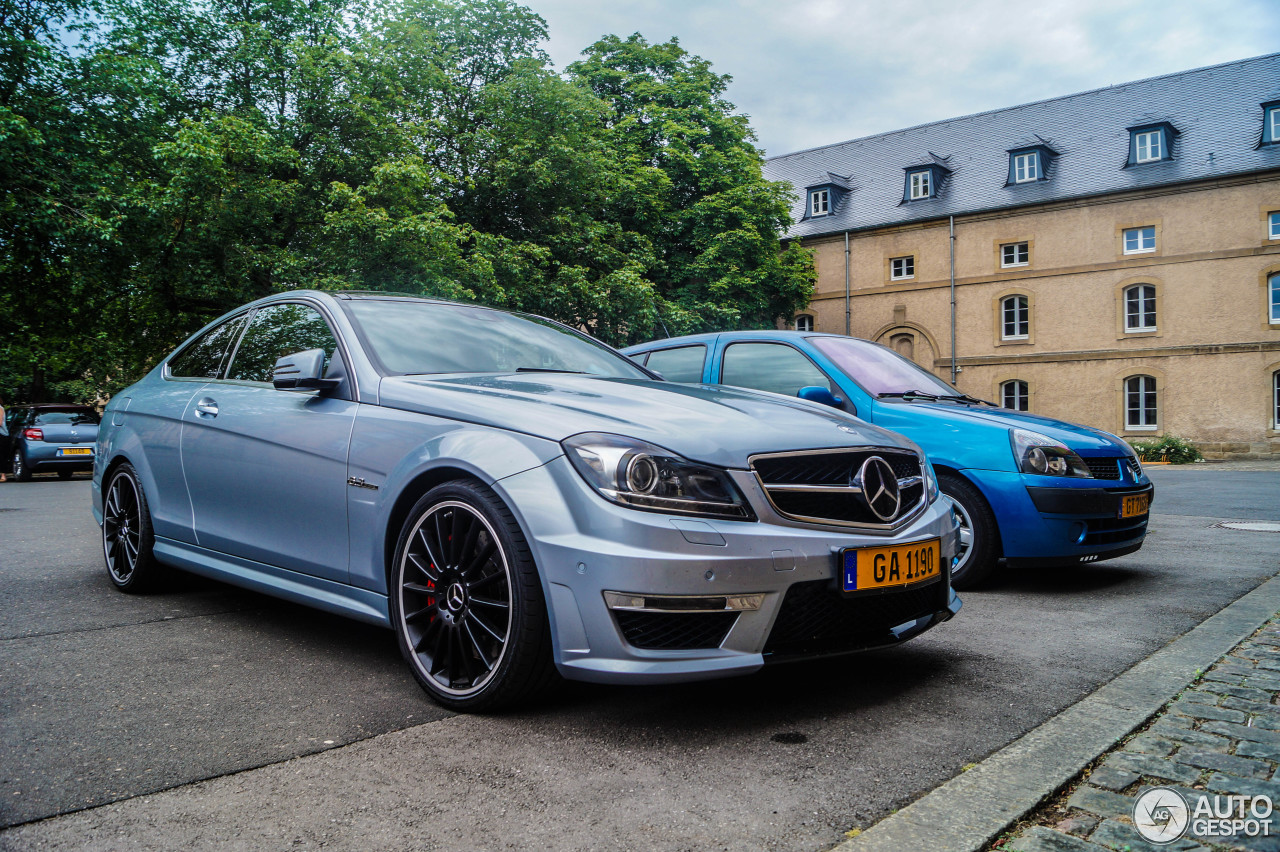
[12,448,30,482]
[938,473,1000,589]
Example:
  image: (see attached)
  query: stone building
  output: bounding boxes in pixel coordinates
[763,53,1280,458]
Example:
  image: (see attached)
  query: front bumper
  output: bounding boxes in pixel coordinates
[965,468,1153,567]
[496,455,960,685]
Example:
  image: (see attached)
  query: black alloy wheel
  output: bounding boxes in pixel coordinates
[103,463,162,592]
[391,480,555,711]
[12,449,30,482]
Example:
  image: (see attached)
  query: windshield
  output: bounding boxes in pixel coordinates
[810,337,958,397]
[344,299,650,380]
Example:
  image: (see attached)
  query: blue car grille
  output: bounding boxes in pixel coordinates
[613,611,739,650]
[1083,457,1123,480]
[1084,515,1148,546]
[763,578,947,657]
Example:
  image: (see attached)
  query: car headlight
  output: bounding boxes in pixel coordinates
[562,433,754,520]
[1009,429,1092,478]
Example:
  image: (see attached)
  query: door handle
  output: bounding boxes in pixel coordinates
[195,398,219,417]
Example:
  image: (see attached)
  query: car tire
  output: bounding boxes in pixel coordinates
[938,473,1000,590]
[102,463,163,592]
[57,470,74,480]
[12,449,31,482]
[390,480,556,712]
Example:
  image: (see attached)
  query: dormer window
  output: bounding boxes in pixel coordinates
[1127,123,1176,166]
[1262,101,1280,146]
[909,170,932,199]
[1005,143,1056,187]
[810,188,830,217]
[802,174,851,220]
[902,162,948,202]
[1012,151,1039,182]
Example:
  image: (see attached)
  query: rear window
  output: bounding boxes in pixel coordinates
[33,409,99,426]
[643,345,707,383]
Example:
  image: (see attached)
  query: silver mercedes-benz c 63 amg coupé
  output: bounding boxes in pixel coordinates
[93,291,960,709]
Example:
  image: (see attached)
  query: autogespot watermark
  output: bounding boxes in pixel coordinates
[1133,786,1274,844]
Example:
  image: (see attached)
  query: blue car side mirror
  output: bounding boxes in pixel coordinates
[273,349,340,392]
[797,386,845,409]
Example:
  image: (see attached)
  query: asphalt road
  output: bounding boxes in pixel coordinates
[1,466,1278,851]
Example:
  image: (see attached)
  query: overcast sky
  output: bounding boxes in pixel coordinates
[529,0,1280,158]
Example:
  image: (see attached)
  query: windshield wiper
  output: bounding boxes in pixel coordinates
[878,389,997,406]
[514,367,586,374]
[878,389,946,400]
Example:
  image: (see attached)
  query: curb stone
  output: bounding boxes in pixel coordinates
[830,574,1280,852]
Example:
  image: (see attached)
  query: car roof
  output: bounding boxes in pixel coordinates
[623,329,867,352]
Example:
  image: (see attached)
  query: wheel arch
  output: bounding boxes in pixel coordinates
[383,465,488,591]
[933,465,1005,557]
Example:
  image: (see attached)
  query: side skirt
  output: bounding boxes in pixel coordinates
[153,537,391,628]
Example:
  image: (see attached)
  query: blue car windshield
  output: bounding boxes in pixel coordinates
[810,337,958,398]
[344,299,650,379]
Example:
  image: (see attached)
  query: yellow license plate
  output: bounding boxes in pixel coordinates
[60,448,92,456]
[842,538,941,592]
[1120,493,1150,519]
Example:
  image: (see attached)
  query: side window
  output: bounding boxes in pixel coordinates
[168,314,249,379]
[644,345,707,383]
[227,304,339,384]
[721,343,833,398]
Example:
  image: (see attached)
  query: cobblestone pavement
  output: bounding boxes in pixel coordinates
[996,616,1280,852]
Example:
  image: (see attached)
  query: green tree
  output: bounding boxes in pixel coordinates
[569,33,814,339]
[0,1,812,403]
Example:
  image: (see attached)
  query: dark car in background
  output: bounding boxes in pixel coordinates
[5,405,100,481]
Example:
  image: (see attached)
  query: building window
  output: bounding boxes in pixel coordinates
[1269,211,1279,241]
[1012,152,1039,183]
[1274,370,1280,429]
[1001,242,1029,267]
[1133,130,1163,163]
[1123,226,1156,254]
[794,314,814,332]
[1001,380,1029,411]
[1124,284,1157,332]
[1264,103,1280,146]
[1124,375,1158,430]
[1128,123,1174,165]
[1001,295,1029,340]
[810,189,830,217]
[1271,272,1280,324]
[890,256,915,280]
[909,170,932,200]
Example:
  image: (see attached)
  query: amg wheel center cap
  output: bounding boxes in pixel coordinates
[854,456,901,522]
[445,583,466,612]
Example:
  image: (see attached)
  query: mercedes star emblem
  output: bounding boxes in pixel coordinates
[854,456,901,521]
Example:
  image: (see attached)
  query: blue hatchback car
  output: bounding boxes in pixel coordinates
[623,331,1153,588]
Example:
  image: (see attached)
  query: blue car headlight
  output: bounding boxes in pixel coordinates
[1009,429,1092,478]
[562,432,754,521]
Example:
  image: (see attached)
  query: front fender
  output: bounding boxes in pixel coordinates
[345,405,562,594]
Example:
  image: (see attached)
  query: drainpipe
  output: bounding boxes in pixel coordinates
[844,231,851,336]
[949,215,957,386]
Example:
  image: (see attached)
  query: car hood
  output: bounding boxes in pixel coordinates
[894,401,1128,454]
[378,374,915,468]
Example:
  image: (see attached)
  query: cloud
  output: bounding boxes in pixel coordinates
[529,0,1280,156]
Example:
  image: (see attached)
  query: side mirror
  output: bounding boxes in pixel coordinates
[798,385,845,409]
[273,349,340,392]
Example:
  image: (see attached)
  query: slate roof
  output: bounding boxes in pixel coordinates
[763,53,1280,240]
